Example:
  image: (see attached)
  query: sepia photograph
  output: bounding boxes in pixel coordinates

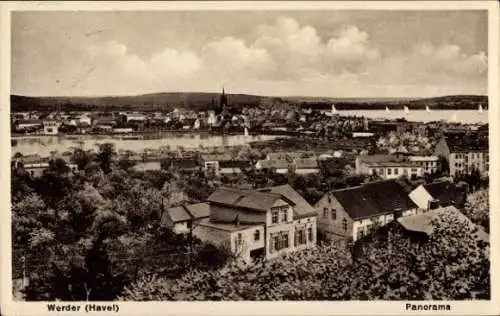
[1,1,499,315]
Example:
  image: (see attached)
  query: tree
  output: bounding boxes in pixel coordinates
[95,143,116,174]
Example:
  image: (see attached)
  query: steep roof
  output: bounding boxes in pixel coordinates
[258,184,316,218]
[332,180,417,220]
[444,133,488,152]
[423,181,467,207]
[207,187,294,212]
[185,203,210,219]
[161,202,211,225]
[163,206,192,224]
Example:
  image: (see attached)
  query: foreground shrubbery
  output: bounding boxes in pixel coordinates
[12,144,227,301]
[122,211,490,301]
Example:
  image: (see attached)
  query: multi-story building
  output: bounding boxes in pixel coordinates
[355,155,424,180]
[314,180,418,244]
[435,132,489,177]
[192,185,317,262]
[408,155,439,174]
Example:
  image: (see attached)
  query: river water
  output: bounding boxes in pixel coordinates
[333,109,488,124]
[11,110,488,156]
[12,134,278,156]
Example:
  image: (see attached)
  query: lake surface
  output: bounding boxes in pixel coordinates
[12,134,279,156]
[330,109,488,124]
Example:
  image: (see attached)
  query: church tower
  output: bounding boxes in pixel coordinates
[220,86,230,117]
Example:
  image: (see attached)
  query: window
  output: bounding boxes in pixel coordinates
[379,168,384,175]
[272,210,279,224]
[394,168,399,175]
[295,228,306,245]
[331,209,337,221]
[282,209,288,222]
[254,229,260,241]
[323,207,329,218]
[235,233,243,246]
[307,227,313,242]
[342,218,348,231]
[387,168,392,175]
[271,231,289,252]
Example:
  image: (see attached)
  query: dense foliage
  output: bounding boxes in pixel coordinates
[12,144,229,301]
[462,189,489,233]
[122,211,490,301]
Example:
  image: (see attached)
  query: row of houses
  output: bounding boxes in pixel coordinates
[162,179,468,262]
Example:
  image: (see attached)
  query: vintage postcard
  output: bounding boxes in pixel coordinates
[1,1,499,315]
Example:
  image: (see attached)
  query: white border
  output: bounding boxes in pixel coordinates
[1,1,499,316]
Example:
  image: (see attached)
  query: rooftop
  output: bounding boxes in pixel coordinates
[207,187,295,212]
[258,184,316,219]
[331,180,418,220]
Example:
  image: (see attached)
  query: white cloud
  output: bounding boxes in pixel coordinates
[74,16,487,97]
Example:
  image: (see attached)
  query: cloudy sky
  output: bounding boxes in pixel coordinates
[12,10,488,98]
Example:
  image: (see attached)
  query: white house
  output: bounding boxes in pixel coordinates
[314,179,418,244]
[356,155,424,180]
[408,155,439,174]
[409,180,468,211]
[43,120,60,135]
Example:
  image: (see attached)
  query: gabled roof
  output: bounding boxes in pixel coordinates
[207,187,295,212]
[422,181,467,207]
[184,203,210,219]
[163,206,192,223]
[161,202,211,225]
[332,180,417,220]
[258,184,316,218]
[17,119,43,125]
[443,133,488,152]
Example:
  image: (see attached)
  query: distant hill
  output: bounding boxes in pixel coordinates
[10,93,487,112]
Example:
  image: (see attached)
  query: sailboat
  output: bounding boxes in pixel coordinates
[331,104,337,114]
[244,127,249,137]
[451,112,458,122]
[426,106,431,113]
[478,104,484,113]
[404,106,410,114]
[386,106,390,113]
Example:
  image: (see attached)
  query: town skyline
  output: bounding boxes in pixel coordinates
[12,10,488,98]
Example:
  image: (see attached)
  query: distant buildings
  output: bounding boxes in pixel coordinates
[355,154,424,180]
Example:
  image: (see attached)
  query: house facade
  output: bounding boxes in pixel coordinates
[314,180,418,244]
[435,132,489,177]
[356,155,424,180]
[408,155,439,174]
[193,185,317,262]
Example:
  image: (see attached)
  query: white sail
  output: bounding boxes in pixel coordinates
[331,104,337,114]
[426,106,431,112]
[386,106,390,113]
[451,112,458,122]
[479,104,483,113]
[404,106,410,114]
[244,127,249,137]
